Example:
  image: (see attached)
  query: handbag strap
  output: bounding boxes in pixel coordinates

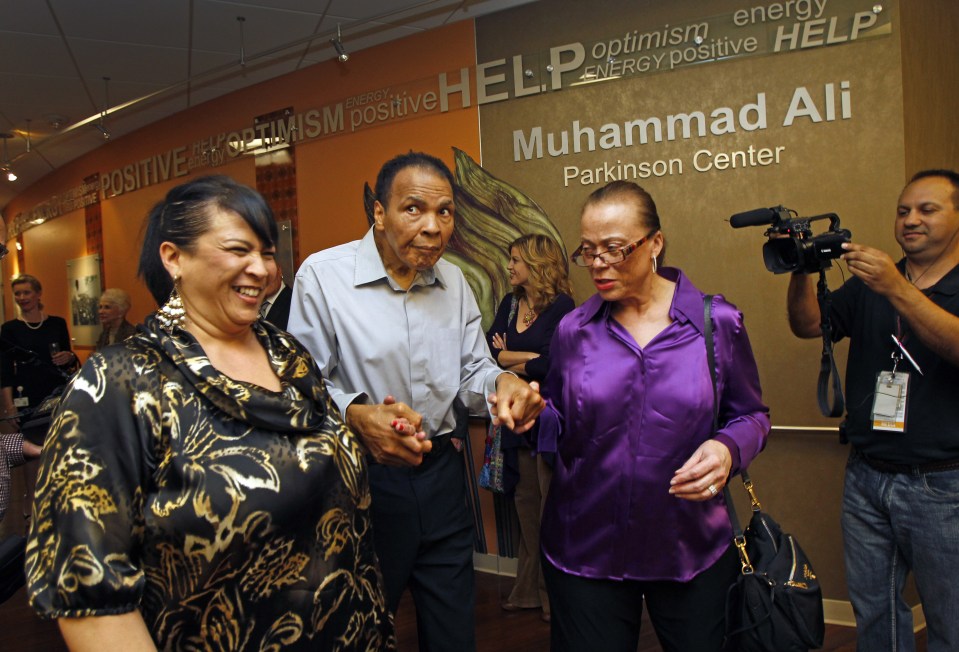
[703,294,757,575]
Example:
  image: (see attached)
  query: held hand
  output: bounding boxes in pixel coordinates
[345,398,431,467]
[22,439,42,459]
[491,333,507,351]
[840,243,908,296]
[52,350,75,367]
[382,394,428,438]
[669,439,733,502]
[488,375,544,434]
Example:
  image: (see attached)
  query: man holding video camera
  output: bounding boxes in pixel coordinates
[787,169,959,652]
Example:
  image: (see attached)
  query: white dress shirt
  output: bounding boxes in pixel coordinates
[260,281,286,318]
[287,228,502,438]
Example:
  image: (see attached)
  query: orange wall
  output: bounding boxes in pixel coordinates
[98,157,255,326]
[2,20,481,334]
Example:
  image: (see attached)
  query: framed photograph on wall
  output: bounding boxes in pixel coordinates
[66,254,101,347]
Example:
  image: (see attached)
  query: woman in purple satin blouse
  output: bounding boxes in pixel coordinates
[538,181,770,652]
[486,234,574,624]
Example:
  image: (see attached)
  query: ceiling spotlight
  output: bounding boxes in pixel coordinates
[237,16,247,67]
[0,133,15,181]
[96,77,111,140]
[46,114,69,130]
[331,24,349,62]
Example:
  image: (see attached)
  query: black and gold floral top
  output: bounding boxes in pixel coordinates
[26,315,395,651]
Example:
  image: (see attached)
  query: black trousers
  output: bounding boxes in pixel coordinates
[543,544,739,652]
[368,437,476,652]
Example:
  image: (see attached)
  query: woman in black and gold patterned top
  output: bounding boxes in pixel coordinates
[26,176,394,651]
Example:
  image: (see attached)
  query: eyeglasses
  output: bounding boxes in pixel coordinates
[570,231,657,267]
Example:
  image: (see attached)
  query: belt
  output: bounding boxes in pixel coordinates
[858,450,959,475]
[424,433,452,457]
[367,433,454,469]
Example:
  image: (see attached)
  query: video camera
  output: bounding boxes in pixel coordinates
[729,206,852,274]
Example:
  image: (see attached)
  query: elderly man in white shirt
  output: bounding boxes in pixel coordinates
[288,151,543,651]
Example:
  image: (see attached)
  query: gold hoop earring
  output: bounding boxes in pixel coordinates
[157,275,186,333]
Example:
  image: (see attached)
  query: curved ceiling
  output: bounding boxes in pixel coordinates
[0,0,535,212]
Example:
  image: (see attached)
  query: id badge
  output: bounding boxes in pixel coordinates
[872,371,908,432]
[13,396,29,408]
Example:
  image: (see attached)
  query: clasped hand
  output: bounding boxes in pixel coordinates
[487,373,545,434]
[346,395,431,467]
[52,350,75,367]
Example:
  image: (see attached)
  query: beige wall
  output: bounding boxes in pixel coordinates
[900,0,959,173]
[472,0,919,604]
[476,0,905,428]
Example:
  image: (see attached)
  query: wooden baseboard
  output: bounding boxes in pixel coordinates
[824,599,925,633]
[823,599,856,627]
[473,552,517,576]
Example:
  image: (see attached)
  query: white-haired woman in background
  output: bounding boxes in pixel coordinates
[95,288,136,351]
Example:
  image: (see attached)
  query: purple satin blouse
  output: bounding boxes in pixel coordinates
[539,267,769,582]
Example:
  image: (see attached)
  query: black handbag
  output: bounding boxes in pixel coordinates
[703,295,824,651]
[722,476,825,652]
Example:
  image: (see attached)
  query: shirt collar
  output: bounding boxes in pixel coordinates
[897,257,959,296]
[264,280,286,305]
[665,267,708,333]
[575,267,707,334]
[353,227,445,290]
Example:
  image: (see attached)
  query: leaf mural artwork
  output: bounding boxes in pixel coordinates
[363,149,566,331]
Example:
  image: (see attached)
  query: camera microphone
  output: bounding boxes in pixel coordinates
[729,207,780,229]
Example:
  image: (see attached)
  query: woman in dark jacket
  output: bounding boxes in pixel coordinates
[486,233,574,623]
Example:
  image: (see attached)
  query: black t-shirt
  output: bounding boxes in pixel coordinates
[829,259,959,464]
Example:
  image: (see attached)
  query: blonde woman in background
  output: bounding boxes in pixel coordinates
[486,233,575,624]
[95,288,136,350]
[0,274,76,431]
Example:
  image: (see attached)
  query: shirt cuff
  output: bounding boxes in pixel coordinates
[484,370,516,419]
[333,391,369,422]
[714,433,742,476]
[535,403,562,454]
[3,432,25,467]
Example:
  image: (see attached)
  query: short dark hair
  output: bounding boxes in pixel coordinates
[582,180,662,232]
[909,169,959,208]
[137,175,278,304]
[374,151,455,208]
